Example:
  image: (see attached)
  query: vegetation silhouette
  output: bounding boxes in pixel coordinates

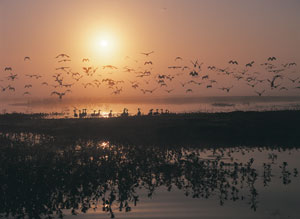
[0,134,298,218]
[1,110,300,147]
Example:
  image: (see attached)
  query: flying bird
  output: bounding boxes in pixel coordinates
[191,60,199,68]
[141,51,154,56]
[7,85,15,91]
[288,77,299,83]
[219,86,233,93]
[164,89,174,93]
[202,75,209,80]
[207,66,216,70]
[189,70,198,77]
[144,61,153,65]
[83,67,92,75]
[255,90,265,96]
[55,53,70,59]
[23,91,31,95]
[245,61,255,67]
[0,85,8,92]
[56,66,70,71]
[228,60,238,65]
[267,57,276,61]
[58,59,71,63]
[279,87,288,91]
[51,90,71,99]
[4,67,12,71]
[102,65,118,69]
[7,73,18,81]
[82,83,94,88]
[182,66,189,71]
[168,66,181,69]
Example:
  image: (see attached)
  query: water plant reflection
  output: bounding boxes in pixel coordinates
[0,135,298,218]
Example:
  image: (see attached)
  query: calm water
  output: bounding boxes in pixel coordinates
[0,133,299,219]
[1,96,300,116]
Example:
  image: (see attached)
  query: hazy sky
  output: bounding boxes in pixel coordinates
[1,0,300,98]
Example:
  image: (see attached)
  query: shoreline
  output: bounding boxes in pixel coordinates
[1,110,300,147]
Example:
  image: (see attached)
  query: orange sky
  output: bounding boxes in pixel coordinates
[1,0,300,99]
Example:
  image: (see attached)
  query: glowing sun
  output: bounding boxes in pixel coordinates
[90,32,120,60]
[100,39,108,47]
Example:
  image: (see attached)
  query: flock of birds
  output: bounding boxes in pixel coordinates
[1,52,299,100]
[71,107,170,118]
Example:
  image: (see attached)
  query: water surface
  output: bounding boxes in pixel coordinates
[0,134,299,218]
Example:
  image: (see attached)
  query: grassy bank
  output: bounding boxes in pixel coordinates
[1,110,300,146]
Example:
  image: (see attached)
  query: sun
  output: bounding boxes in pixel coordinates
[100,39,108,48]
[95,36,114,52]
[89,31,121,61]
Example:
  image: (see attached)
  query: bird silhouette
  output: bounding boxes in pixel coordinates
[182,66,189,71]
[228,60,238,65]
[108,110,113,117]
[245,61,255,67]
[73,75,83,82]
[51,90,71,99]
[168,66,181,69]
[175,57,183,61]
[191,60,199,68]
[2,52,299,101]
[7,85,15,91]
[0,85,8,92]
[219,86,233,92]
[288,77,299,83]
[7,73,18,81]
[23,91,31,95]
[189,70,198,77]
[141,51,154,56]
[267,57,276,61]
[207,66,216,70]
[279,87,288,91]
[144,61,153,65]
[267,75,282,89]
[55,53,70,58]
[247,82,258,88]
[82,83,93,88]
[83,67,92,75]
[4,67,12,71]
[56,66,70,71]
[58,59,71,63]
[102,65,118,69]
[73,109,78,118]
[137,108,141,116]
[164,89,173,93]
[255,90,265,96]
